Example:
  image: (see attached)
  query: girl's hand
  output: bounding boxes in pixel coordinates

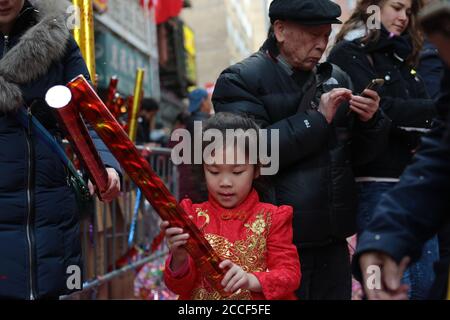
[219,260,262,294]
[160,221,189,270]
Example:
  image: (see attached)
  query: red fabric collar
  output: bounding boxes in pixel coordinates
[207,189,260,219]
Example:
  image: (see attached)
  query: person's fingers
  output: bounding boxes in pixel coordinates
[107,169,113,185]
[330,89,352,102]
[398,256,411,276]
[373,286,408,300]
[219,259,233,270]
[351,95,375,106]
[165,226,189,249]
[359,253,382,300]
[169,233,190,244]
[349,103,369,113]
[165,227,185,237]
[352,95,378,108]
[221,265,238,288]
[230,275,246,293]
[383,257,402,291]
[373,289,393,300]
[327,96,348,111]
[226,272,243,293]
[365,288,378,300]
[361,89,380,100]
[167,235,184,245]
[105,169,121,191]
[349,105,373,120]
[389,285,409,300]
[335,96,348,106]
[169,239,187,250]
[350,99,373,111]
[331,88,353,96]
[99,172,120,202]
[102,180,120,202]
[224,269,241,292]
[88,180,95,196]
[160,221,169,231]
[349,105,371,118]
[107,174,120,193]
[364,284,382,300]
[396,284,410,298]
[104,171,114,194]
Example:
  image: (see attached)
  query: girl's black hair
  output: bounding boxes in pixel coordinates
[202,112,261,163]
[198,112,273,202]
[203,112,260,132]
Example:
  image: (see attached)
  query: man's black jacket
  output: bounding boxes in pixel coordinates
[213,36,390,247]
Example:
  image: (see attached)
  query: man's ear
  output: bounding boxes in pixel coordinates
[273,20,285,43]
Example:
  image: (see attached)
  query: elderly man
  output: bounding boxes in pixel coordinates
[212,0,389,299]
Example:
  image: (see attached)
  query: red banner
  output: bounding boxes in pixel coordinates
[140,0,183,24]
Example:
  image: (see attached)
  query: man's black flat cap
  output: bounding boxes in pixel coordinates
[269,0,342,25]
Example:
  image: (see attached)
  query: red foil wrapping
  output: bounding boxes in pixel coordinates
[50,93,109,200]
[105,76,118,112]
[66,75,230,297]
[112,93,124,120]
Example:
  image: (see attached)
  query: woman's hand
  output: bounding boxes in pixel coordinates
[88,168,121,202]
[349,89,381,122]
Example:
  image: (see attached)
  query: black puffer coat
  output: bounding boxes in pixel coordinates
[0,0,119,299]
[328,30,436,179]
[212,37,390,247]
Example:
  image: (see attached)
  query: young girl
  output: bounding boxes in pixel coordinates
[161,112,301,300]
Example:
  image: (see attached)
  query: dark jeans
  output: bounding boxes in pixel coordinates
[357,182,440,300]
[296,241,352,300]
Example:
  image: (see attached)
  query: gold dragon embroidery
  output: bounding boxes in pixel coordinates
[191,210,273,300]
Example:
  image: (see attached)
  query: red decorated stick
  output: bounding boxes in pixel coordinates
[45,86,109,200]
[105,76,118,112]
[46,75,231,298]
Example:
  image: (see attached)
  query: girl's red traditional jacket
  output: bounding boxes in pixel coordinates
[163,189,301,300]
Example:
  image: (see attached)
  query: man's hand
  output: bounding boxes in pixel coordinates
[318,88,353,123]
[359,251,410,300]
[88,167,121,202]
[349,89,380,122]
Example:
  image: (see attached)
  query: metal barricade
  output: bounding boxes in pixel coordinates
[63,146,177,300]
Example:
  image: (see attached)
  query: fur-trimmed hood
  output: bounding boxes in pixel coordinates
[0,0,72,113]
